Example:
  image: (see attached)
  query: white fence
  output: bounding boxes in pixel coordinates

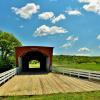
[0,67,21,85]
[52,67,100,80]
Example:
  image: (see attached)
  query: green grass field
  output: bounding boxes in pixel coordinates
[53,55,100,71]
[29,63,40,68]
[0,91,100,100]
[53,63,100,71]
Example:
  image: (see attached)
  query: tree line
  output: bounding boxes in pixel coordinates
[0,31,22,72]
[53,55,100,64]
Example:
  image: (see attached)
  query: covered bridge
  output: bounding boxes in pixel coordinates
[15,46,53,72]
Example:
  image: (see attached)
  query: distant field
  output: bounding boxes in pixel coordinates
[53,63,100,71]
[0,91,100,100]
[53,55,100,71]
[29,63,40,68]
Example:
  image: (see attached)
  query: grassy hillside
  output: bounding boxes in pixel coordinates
[53,55,100,71]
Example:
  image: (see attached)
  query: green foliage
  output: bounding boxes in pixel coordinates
[0,59,12,68]
[0,58,14,72]
[8,56,16,68]
[0,31,22,71]
[0,31,22,60]
[53,55,100,65]
[29,60,39,64]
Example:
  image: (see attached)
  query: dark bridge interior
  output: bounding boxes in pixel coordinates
[22,51,47,72]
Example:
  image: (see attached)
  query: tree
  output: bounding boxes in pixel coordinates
[0,31,22,60]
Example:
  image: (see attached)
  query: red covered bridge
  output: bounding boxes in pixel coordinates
[15,46,53,72]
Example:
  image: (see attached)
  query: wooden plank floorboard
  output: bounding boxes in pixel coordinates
[56,74,100,91]
[0,73,100,96]
[53,74,85,92]
[60,75,92,91]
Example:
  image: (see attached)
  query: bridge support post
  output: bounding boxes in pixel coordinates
[46,57,51,72]
[17,57,22,74]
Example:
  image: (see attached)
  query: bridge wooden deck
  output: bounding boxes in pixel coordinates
[0,73,100,96]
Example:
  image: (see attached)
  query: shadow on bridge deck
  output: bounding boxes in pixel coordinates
[19,68,49,75]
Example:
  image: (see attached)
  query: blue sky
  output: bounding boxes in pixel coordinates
[0,0,100,56]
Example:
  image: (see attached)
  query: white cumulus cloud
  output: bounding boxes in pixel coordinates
[66,36,79,41]
[62,43,72,48]
[39,12,66,23]
[97,34,100,40]
[79,0,100,15]
[61,35,78,49]
[65,10,82,15]
[78,47,90,52]
[34,25,67,36]
[51,14,66,23]
[38,12,54,20]
[11,3,40,19]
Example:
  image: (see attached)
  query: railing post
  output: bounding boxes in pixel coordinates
[88,72,91,80]
[78,72,80,78]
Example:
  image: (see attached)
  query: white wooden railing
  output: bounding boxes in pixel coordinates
[0,67,21,85]
[52,67,100,80]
